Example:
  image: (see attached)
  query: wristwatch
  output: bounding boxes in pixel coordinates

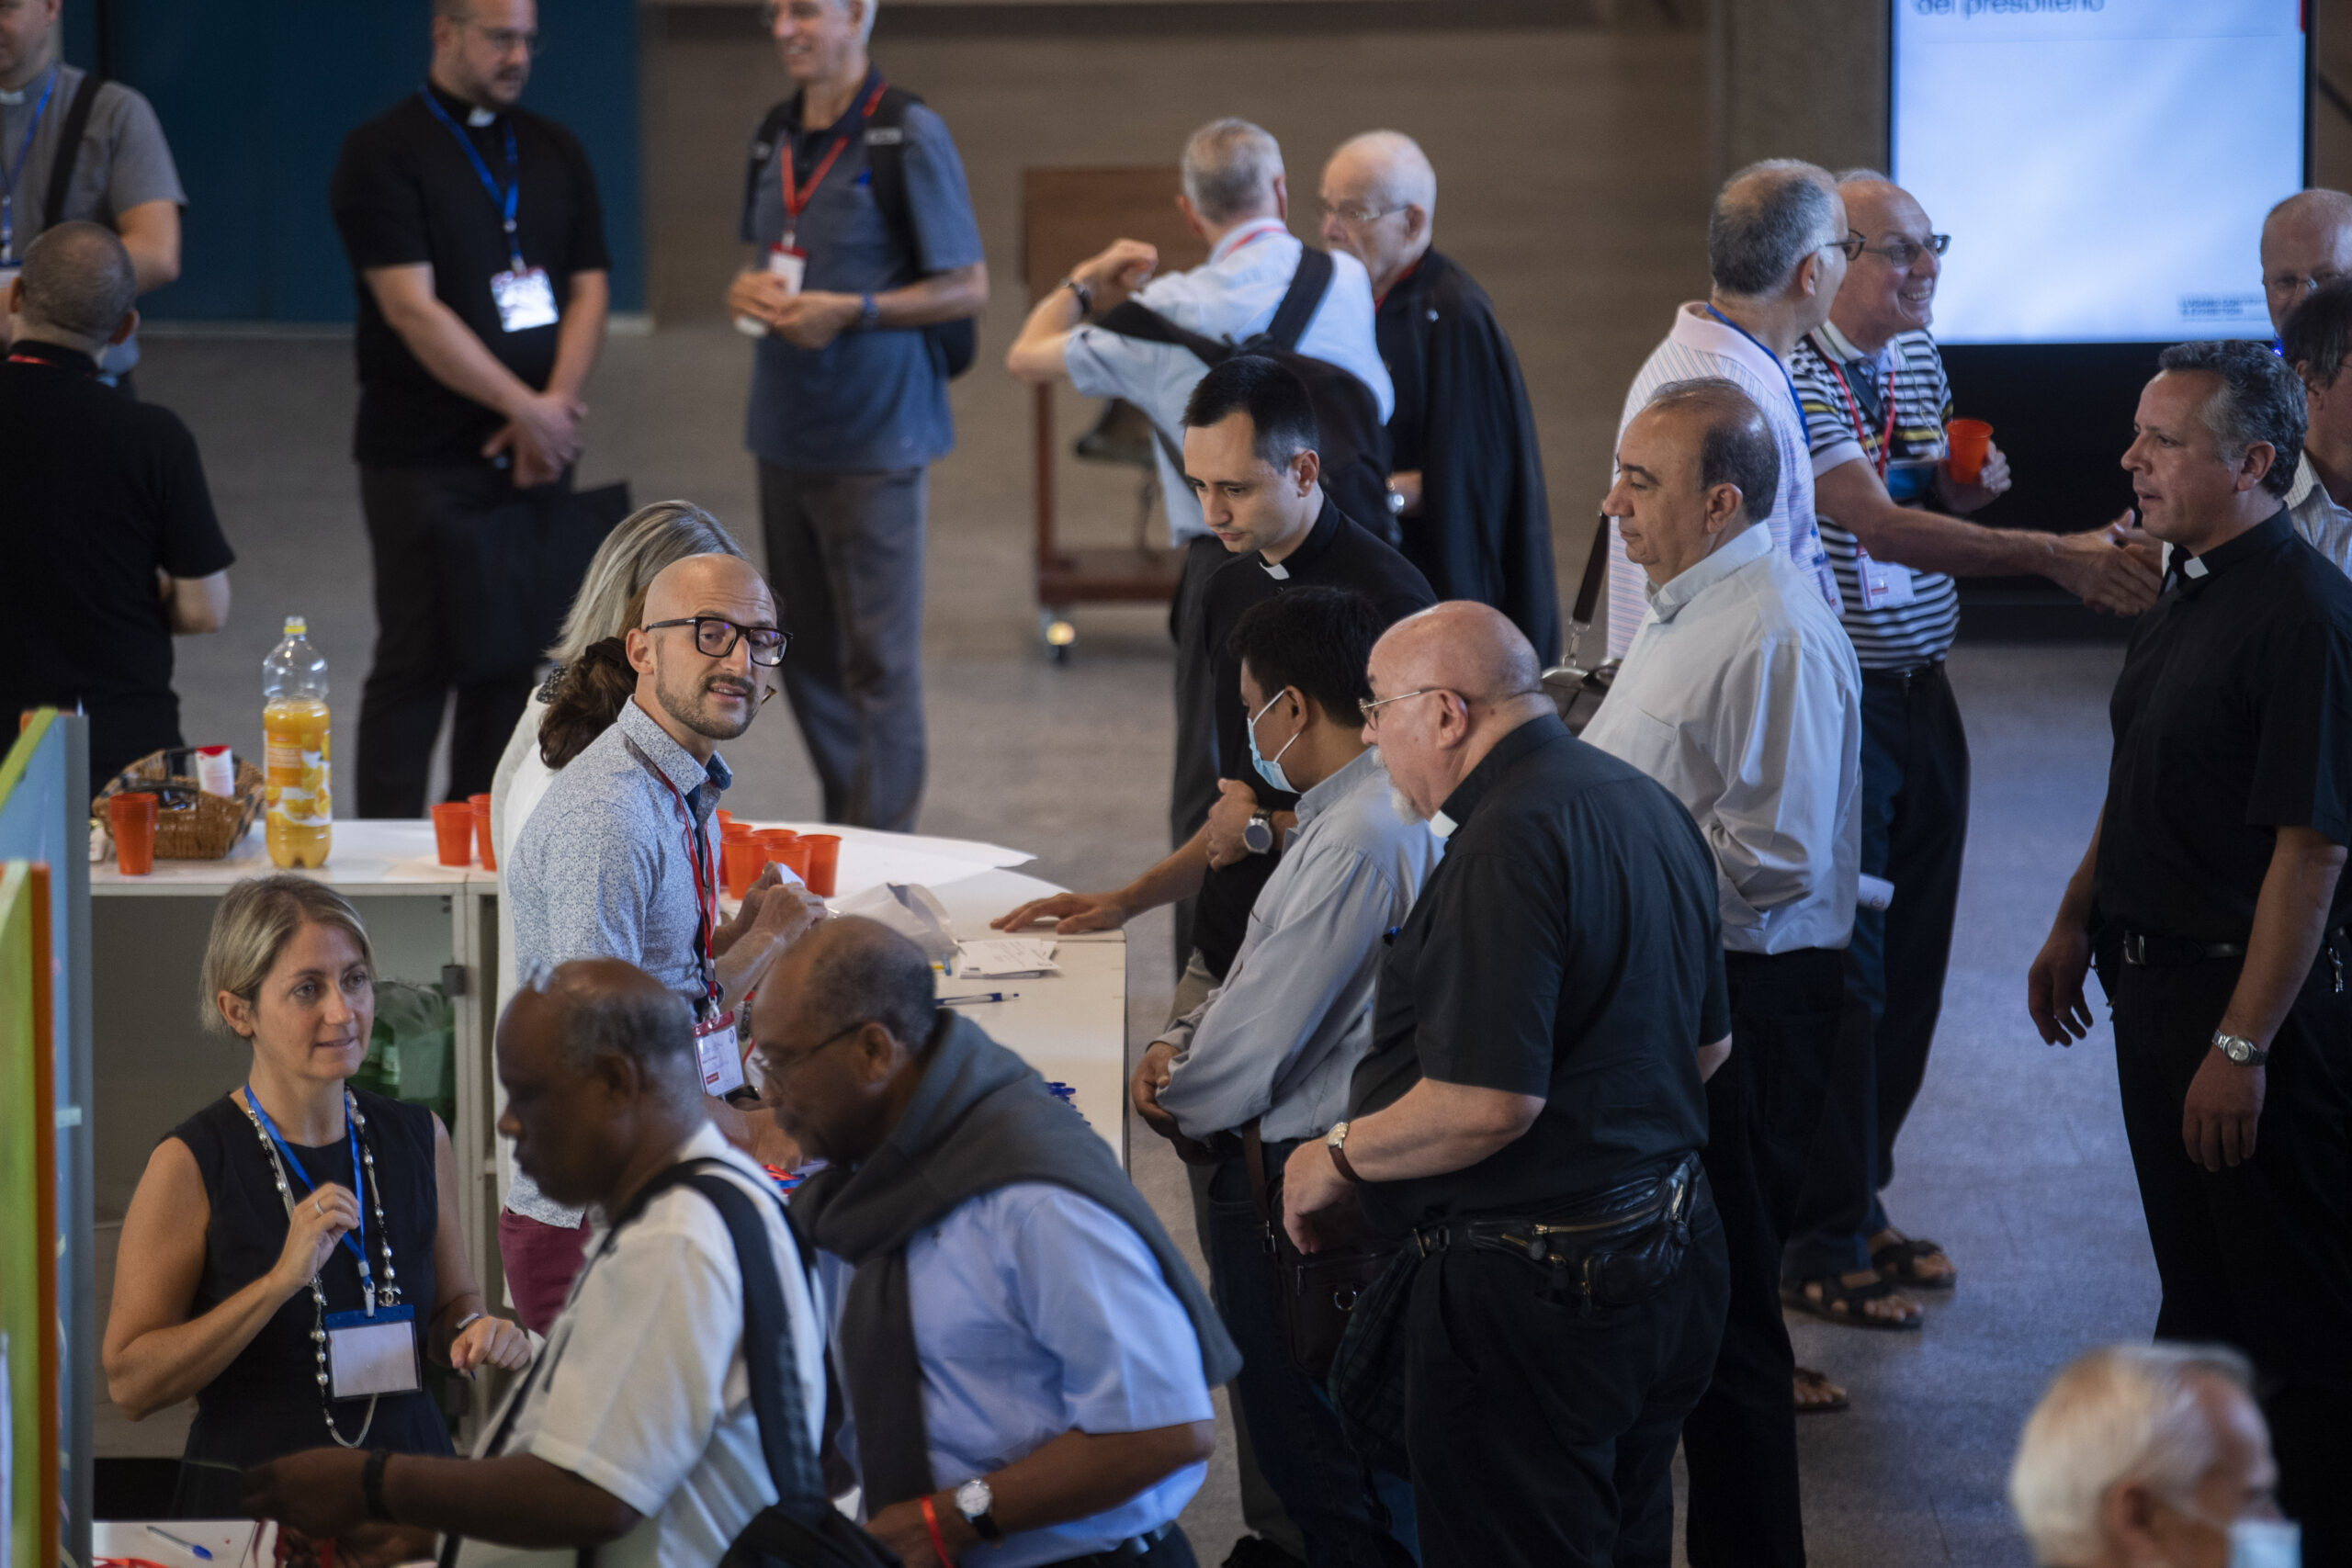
[361,1448,396,1523]
[1326,1120,1363,1184]
[955,1477,1003,1544]
[1061,275,1095,316]
[1385,481,1407,516]
[1242,811,1274,854]
[856,291,880,332]
[2211,1031,2271,1067]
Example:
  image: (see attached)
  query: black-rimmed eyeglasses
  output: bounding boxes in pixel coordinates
[1858,233,1951,268]
[643,616,792,666]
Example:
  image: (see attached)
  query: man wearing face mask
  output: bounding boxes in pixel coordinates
[1129,586,1439,1568]
[2010,1343,2299,1568]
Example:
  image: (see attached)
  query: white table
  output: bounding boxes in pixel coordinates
[88,820,1127,1324]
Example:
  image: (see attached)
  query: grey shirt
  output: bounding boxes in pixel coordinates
[1156,748,1442,1144]
[504,697,731,1223]
[0,62,186,378]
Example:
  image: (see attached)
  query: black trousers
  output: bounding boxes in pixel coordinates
[355,464,542,818]
[1683,946,1845,1568]
[1790,662,1969,1278]
[1404,1199,1728,1567]
[2109,949,2352,1562]
[1169,533,1230,974]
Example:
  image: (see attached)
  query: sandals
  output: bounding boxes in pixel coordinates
[1871,1234,1957,1292]
[1793,1366,1850,1416]
[1781,1271,1923,1331]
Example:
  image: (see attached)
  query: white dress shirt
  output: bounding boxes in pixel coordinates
[1582,525,1862,954]
[458,1126,828,1568]
[2286,452,2352,575]
[1063,219,1394,545]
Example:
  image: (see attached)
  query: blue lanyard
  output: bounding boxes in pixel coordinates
[1704,304,1811,444]
[1,65,60,264]
[417,88,524,271]
[245,1086,375,1299]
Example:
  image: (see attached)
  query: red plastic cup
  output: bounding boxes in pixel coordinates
[723,836,764,900]
[1945,418,1993,485]
[431,801,474,866]
[109,791,158,875]
[469,793,496,871]
[800,834,841,897]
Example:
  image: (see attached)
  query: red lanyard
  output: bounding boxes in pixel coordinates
[778,77,888,241]
[1824,354,1899,479]
[651,771,722,1012]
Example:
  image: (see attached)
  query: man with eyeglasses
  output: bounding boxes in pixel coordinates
[1317,131,1558,662]
[503,552,826,1330]
[1605,160,1848,665]
[1778,173,2159,1355]
[331,0,612,818]
[2261,188,2352,340]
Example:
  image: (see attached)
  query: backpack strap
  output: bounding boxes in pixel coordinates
[862,85,920,265]
[1262,246,1334,353]
[1092,299,1233,368]
[43,72,105,232]
[741,98,797,245]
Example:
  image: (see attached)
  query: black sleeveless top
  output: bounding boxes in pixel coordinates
[171,1089,455,1467]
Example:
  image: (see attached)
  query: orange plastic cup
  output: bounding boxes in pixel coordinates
[1945,418,1993,485]
[109,791,158,875]
[800,834,842,897]
[760,830,811,883]
[717,810,734,830]
[469,793,496,871]
[432,802,474,866]
[722,836,764,900]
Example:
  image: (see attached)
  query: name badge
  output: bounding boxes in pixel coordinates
[766,243,807,297]
[492,266,560,333]
[1856,544,1917,612]
[1883,458,1937,504]
[696,1009,746,1099]
[323,1303,421,1401]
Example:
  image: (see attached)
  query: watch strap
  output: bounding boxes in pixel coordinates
[361,1448,395,1523]
[1329,1123,1363,1185]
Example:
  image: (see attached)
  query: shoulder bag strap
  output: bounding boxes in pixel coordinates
[1571,514,1614,630]
[43,72,106,231]
[1093,297,1232,367]
[1262,245,1334,353]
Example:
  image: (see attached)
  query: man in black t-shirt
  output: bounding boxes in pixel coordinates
[0,223,232,796]
[2030,342,2352,1562]
[328,0,609,818]
[1283,602,1732,1568]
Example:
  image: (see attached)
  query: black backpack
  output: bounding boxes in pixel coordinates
[1093,247,1395,542]
[743,85,978,380]
[446,1160,902,1568]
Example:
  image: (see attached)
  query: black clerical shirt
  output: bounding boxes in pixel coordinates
[1350,714,1727,1230]
[1189,494,1434,977]
[1376,249,1560,661]
[2094,510,2352,945]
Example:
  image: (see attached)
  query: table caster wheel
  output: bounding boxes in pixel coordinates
[1042,614,1076,663]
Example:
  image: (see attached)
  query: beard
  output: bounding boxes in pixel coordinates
[657,665,757,742]
[1389,784,1426,824]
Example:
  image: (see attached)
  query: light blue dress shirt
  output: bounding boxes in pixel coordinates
[820,1184,1215,1568]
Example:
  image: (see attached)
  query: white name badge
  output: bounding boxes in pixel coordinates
[696,1009,746,1099]
[1855,545,1917,612]
[323,1303,422,1400]
[492,266,560,333]
[767,243,807,295]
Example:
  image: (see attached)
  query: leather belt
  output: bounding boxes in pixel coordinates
[2120,930,2247,968]
[1411,1152,1698,1263]
[1040,1521,1178,1567]
[1860,659,1946,688]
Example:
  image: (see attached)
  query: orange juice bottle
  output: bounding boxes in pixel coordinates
[263,616,332,869]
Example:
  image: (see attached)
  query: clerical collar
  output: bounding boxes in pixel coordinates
[426,81,499,128]
[1256,493,1341,579]
[2173,510,2291,590]
[1813,317,1894,374]
[0,62,57,106]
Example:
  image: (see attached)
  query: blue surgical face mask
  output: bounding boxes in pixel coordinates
[2228,1518,2301,1568]
[1248,690,1301,795]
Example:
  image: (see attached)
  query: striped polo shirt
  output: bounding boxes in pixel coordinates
[1789,322,1962,671]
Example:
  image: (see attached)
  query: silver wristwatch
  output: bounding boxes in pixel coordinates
[1242,811,1274,854]
[955,1477,1002,1543]
[2211,1031,2270,1067]
[1385,481,1407,516]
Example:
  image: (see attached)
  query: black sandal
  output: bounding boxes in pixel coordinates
[1871,1235,1956,1292]
[1793,1366,1851,1416]
[1781,1272,1923,1331]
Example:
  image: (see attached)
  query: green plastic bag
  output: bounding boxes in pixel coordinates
[352,978,454,1134]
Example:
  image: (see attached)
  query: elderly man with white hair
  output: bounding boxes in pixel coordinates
[1318,130,1559,660]
[2009,1344,2296,1568]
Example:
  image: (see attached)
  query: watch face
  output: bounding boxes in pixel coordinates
[956,1479,992,1517]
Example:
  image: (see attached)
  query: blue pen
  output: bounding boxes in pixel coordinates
[149,1528,214,1561]
[940,991,1019,1005]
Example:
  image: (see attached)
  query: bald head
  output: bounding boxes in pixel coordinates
[1365,603,1551,821]
[2263,190,2352,334]
[1327,131,1436,222]
[15,222,137,351]
[752,916,940,1167]
[768,915,937,1051]
[641,552,775,625]
[1319,131,1436,292]
[1382,602,1542,704]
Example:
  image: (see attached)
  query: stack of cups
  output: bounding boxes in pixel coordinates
[757,829,810,884]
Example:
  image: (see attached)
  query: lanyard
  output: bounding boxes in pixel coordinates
[6,351,85,370]
[777,76,888,248]
[0,65,59,264]
[1704,304,1811,444]
[651,769,723,1014]
[1824,353,1898,479]
[244,1087,375,1296]
[418,88,526,272]
[1219,218,1287,260]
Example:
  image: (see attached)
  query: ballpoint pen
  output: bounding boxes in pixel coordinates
[940,991,1019,1004]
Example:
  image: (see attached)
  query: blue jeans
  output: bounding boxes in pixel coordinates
[1204,1145,1419,1568]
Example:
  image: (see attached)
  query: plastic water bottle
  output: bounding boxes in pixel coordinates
[263,617,332,868]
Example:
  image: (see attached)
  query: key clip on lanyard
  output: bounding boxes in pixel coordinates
[245,1088,377,1312]
[1825,353,1899,480]
[0,65,59,264]
[419,88,526,273]
[777,76,888,252]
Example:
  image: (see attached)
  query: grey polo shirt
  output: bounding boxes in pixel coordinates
[1,62,186,378]
[740,76,984,473]
[504,697,731,1224]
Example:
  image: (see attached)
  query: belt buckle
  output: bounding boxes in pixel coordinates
[2123,932,2146,966]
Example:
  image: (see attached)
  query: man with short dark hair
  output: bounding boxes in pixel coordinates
[2278,277,2352,571]
[243,958,833,1568]
[2030,339,2352,1562]
[0,221,232,794]
[1585,378,1860,1568]
[769,918,1236,1568]
[331,0,612,817]
[2261,189,2352,338]
[1131,585,1437,1568]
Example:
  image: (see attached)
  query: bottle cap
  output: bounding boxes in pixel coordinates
[283,616,307,637]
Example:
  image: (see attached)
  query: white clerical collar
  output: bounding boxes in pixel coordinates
[0,64,55,107]
[468,106,496,127]
[1429,810,1458,840]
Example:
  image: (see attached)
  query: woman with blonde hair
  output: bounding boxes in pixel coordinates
[103,876,530,1516]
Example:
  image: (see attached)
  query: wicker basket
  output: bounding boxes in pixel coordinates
[93,750,266,861]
